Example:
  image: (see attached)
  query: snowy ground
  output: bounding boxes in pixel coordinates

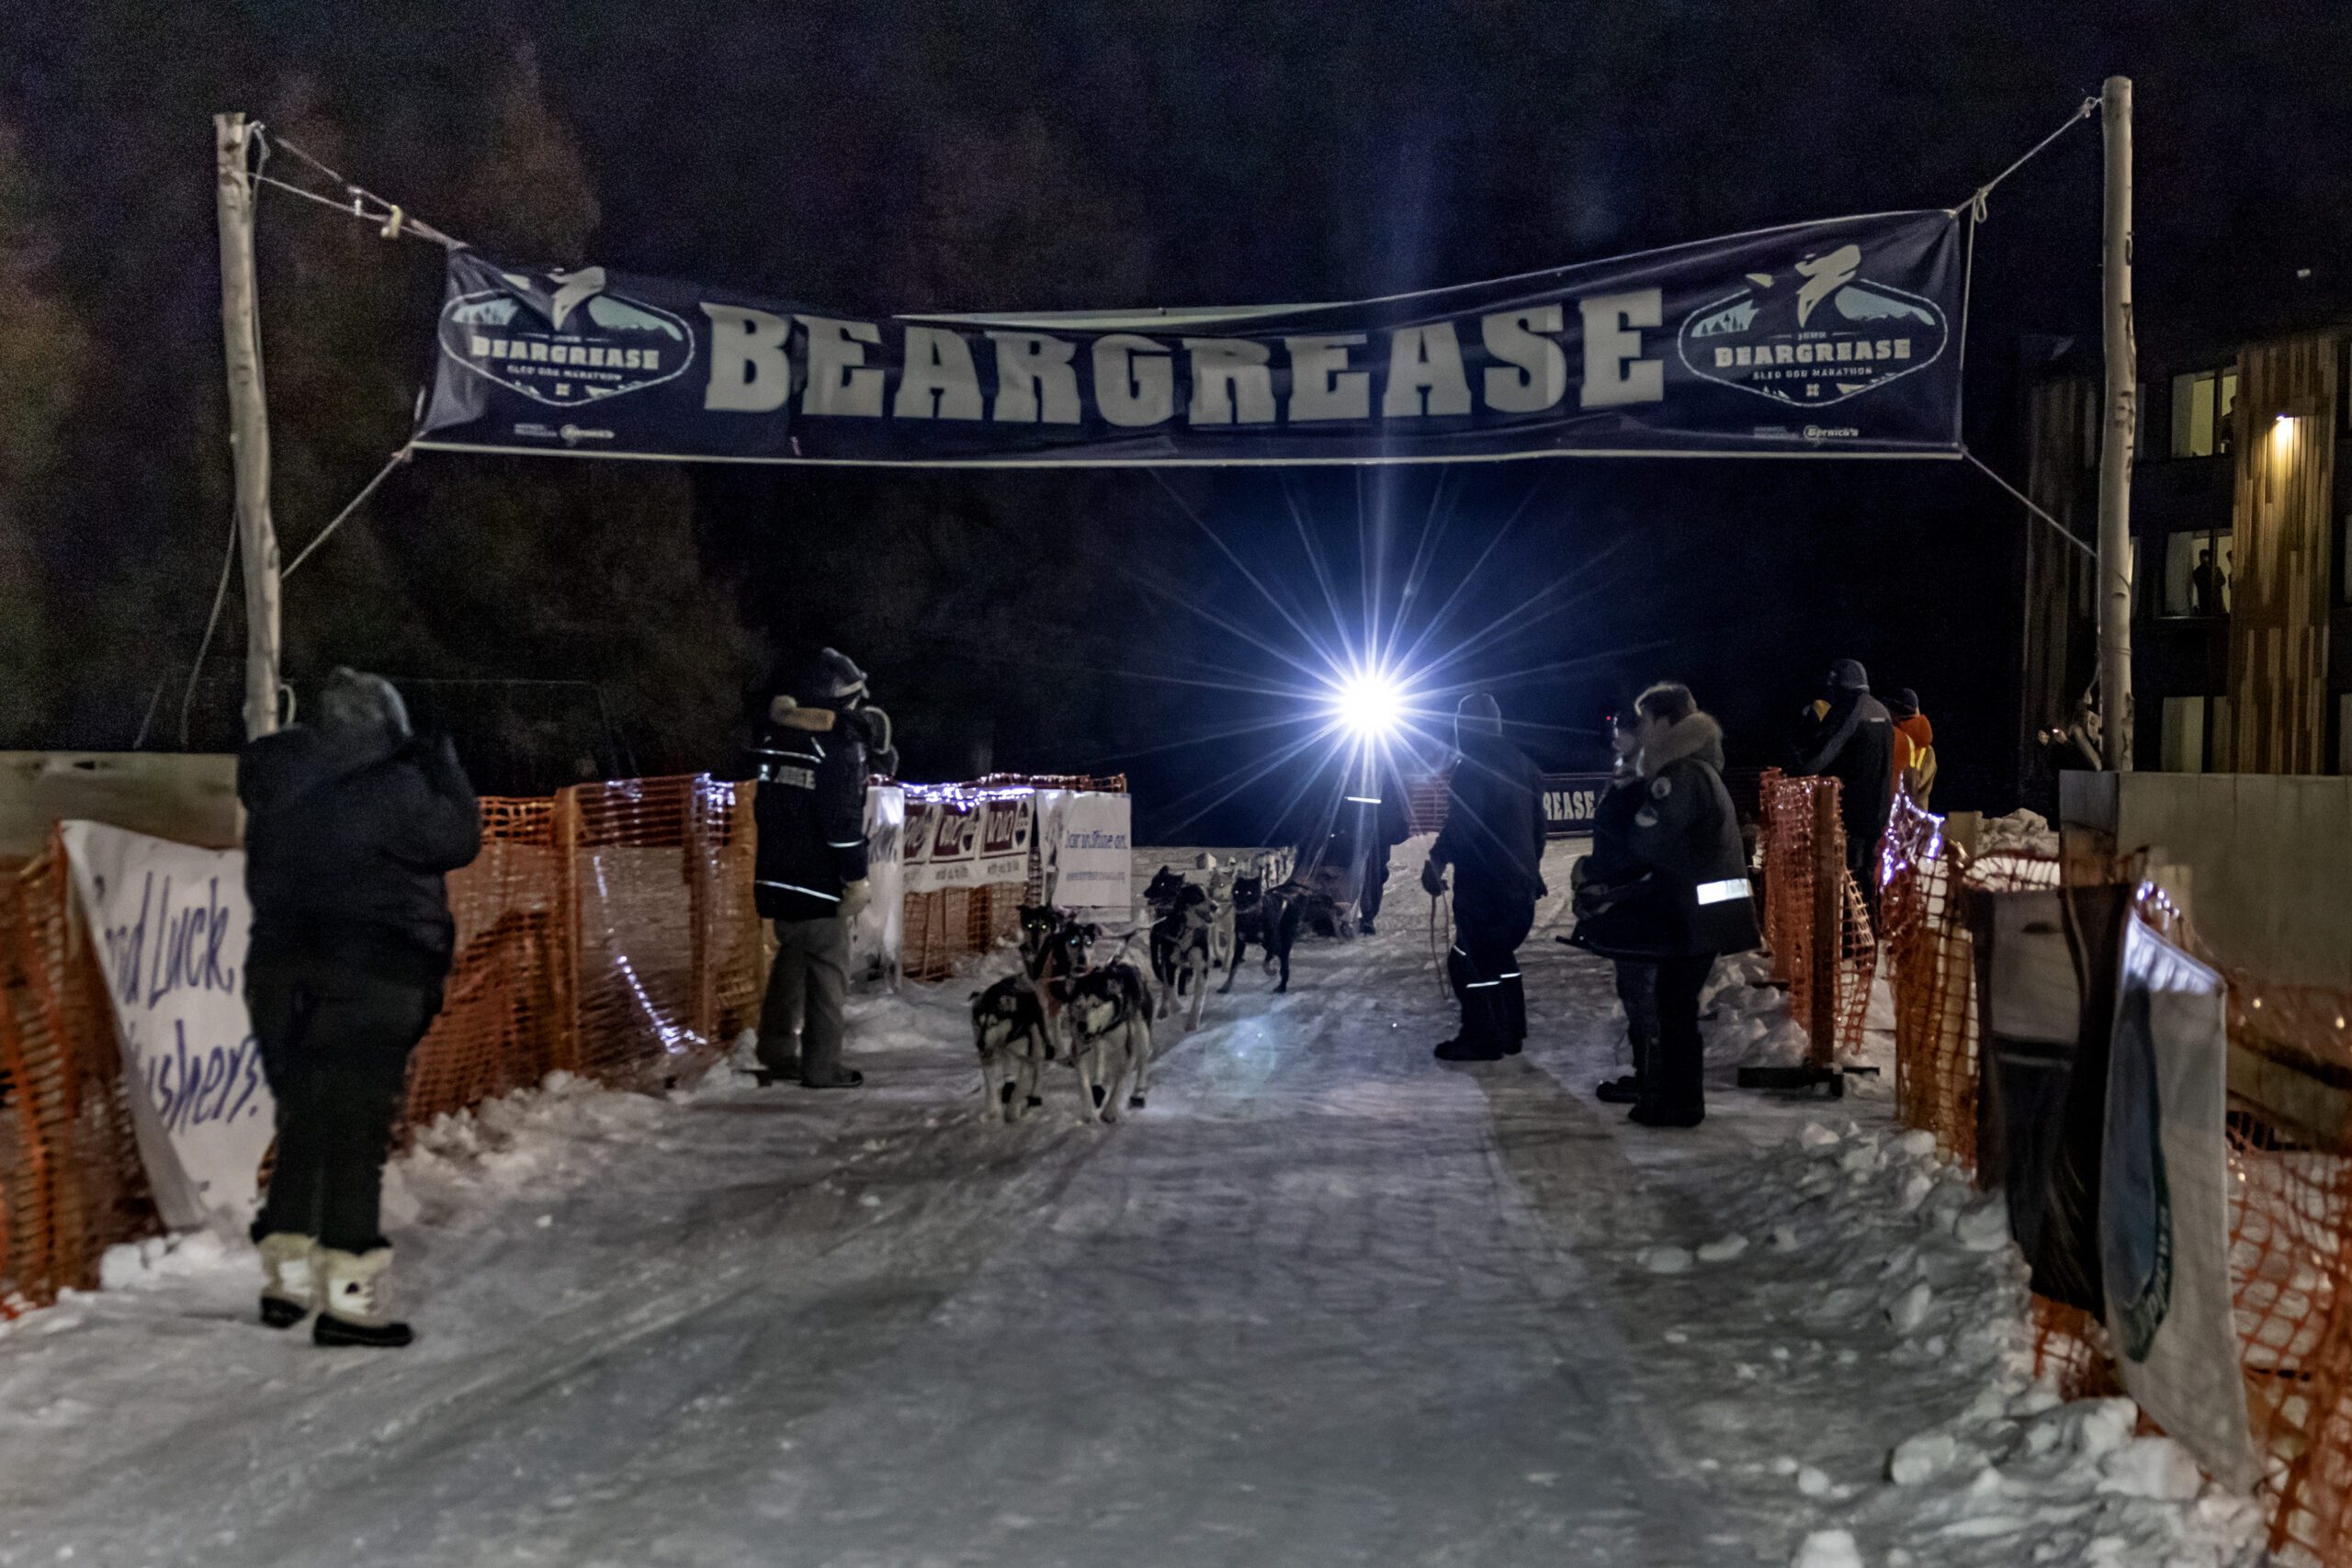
[0,839,2259,1567]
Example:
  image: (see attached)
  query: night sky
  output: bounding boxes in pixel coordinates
[7,2,2349,837]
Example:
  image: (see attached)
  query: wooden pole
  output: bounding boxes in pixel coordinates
[1809,784,1840,1069]
[213,112,281,739]
[2097,76,2136,771]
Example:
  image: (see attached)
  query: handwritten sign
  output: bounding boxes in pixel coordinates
[61,821,273,1235]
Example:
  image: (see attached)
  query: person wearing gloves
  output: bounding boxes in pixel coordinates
[747,648,876,1089]
[1421,692,1547,1062]
[1618,681,1760,1127]
[240,668,481,1348]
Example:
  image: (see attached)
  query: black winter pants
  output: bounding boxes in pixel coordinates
[247,953,441,1253]
[1359,840,1393,927]
[1646,953,1716,1117]
[1448,892,1532,1054]
[1612,959,1660,1085]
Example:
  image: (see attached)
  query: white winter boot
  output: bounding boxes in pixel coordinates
[257,1232,318,1329]
[313,1247,413,1348]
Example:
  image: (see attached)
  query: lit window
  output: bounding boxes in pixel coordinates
[2169,367,2239,458]
[2162,529,2233,617]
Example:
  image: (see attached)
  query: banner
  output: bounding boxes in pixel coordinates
[2100,917,2257,1490]
[903,794,1033,892]
[1038,791,1133,919]
[59,822,272,1236]
[848,785,904,984]
[1540,773,1615,837]
[417,210,1962,467]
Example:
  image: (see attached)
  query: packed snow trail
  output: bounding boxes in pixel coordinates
[0,841,2256,1567]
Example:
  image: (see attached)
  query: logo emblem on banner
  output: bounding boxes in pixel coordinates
[438,264,695,410]
[1676,243,1949,410]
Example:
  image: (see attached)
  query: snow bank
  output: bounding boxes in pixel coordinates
[1675,1112,2260,1565]
[1974,808,2060,859]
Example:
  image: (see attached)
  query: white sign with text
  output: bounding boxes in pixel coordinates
[61,821,271,1235]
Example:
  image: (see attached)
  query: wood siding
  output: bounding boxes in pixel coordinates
[2227,333,2340,773]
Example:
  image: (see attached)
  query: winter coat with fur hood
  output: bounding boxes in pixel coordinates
[746,699,869,922]
[1622,711,1759,958]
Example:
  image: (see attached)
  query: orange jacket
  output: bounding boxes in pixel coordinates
[1892,713,1934,791]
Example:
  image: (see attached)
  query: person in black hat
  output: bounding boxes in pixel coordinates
[1421,693,1546,1062]
[745,648,876,1089]
[1793,657,1895,886]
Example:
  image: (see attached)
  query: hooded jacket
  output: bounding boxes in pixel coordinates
[747,700,869,922]
[1430,728,1547,914]
[1621,711,1758,958]
[239,680,481,984]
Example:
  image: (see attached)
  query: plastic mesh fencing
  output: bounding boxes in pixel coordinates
[1757,773,1877,1063]
[0,773,772,1315]
[1881,794,2352,1567]
[0,846,149,1314]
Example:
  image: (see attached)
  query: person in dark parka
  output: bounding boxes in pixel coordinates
[1566,707,1674,1105]
[241,668,481,1348]
[1793,658,1896,886]
[1422,693,1547,1062]
[1619,681,1760,1127]
[746,648,873,1089]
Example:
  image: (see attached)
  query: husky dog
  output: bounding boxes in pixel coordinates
[1018,906,1095,1052]
[1142,865,1188,919]
[1060,960,1155,1119]
[1148,883,1220,1032]
[1226,873,1306,992]
[970,975,1052,1122]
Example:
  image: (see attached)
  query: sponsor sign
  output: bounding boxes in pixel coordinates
[1541,773,1616,837]
[59,822,273,1236]
[1038,792,1133,919]
[904,794,1032,892]
[2100,917,2257,1490]
[418,211,1961,466]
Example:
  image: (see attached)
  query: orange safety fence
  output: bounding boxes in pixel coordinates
[1879,789,2352,1567]
[1755,772,1878,1064]
[0,768,1131,1315]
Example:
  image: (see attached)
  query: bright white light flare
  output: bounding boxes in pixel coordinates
[1330,669,1408,740]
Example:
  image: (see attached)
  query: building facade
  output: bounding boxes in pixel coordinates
[2021,329,2350,779]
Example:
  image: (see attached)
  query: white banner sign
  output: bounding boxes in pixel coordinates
[2101,916,2257,1491]
[60,821,272,1235]
[1039,792,1132,919]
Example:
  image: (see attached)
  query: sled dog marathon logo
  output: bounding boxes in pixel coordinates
[1677,243,1949,409]
[438,265,695,410]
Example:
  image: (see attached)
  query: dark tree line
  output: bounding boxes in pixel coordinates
[6,3,2350,820]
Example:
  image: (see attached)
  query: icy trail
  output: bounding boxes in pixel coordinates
[0,841,2256,1567]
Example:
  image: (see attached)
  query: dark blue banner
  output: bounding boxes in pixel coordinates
[1542,773,1618,837]
[415,209,1962,467]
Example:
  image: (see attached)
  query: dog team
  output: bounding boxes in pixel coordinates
[970,851,1311,1123]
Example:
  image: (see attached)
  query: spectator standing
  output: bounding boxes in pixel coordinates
[1620,682,1759,1128]
[1887,687,1937,808]
[1421,694,1546,1062]
[1793,658,1896,886]
[746,649,875,1089]
[240,669,481,1348]
[1566,708,1670,1104]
